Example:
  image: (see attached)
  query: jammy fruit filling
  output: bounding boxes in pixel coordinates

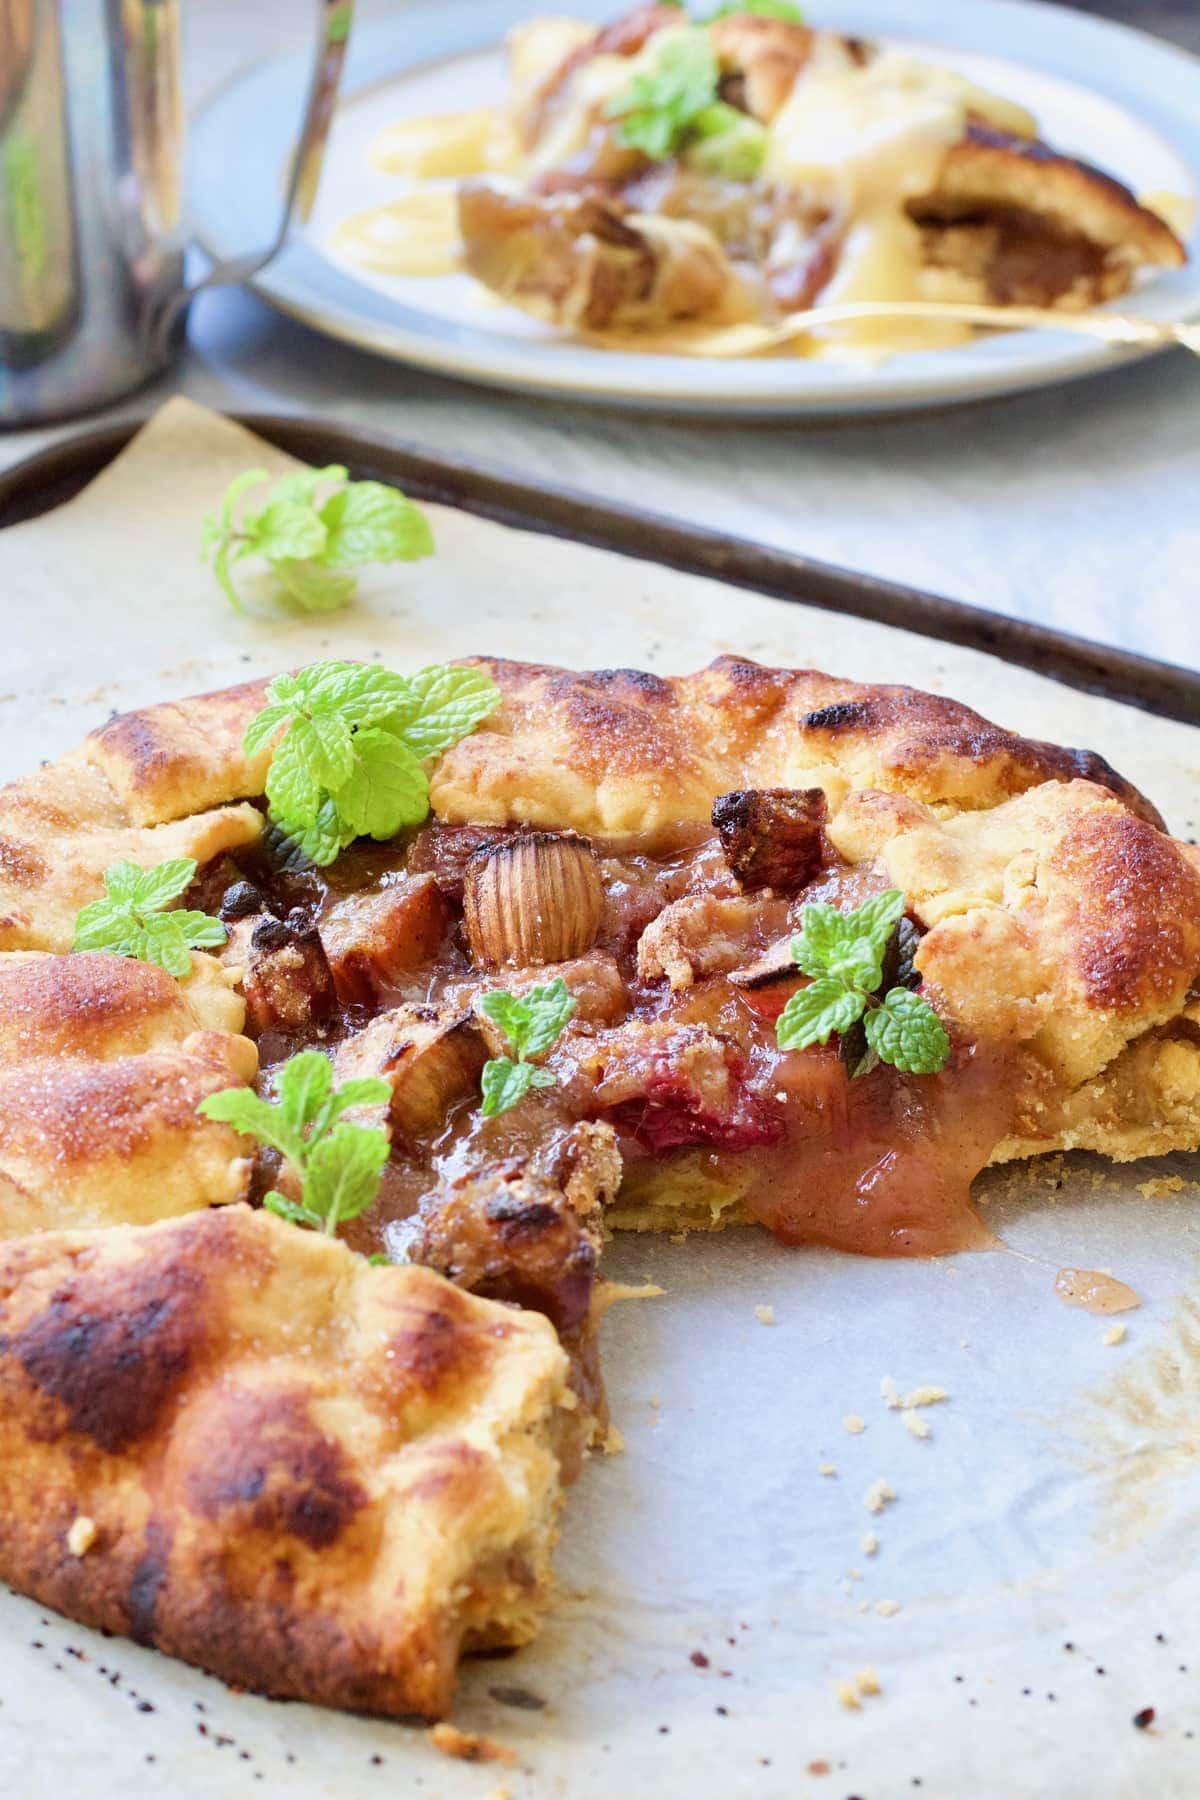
[188,783,1012,1279]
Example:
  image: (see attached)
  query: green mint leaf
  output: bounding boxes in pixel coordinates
[272,558,358,615]
[264,721,325,828]
[244,498,328,564]
[383,664,501,759]
[319,481,435,569]
[198,1087,307,1167]
[848,890,909,978]
[126,858,197,909]
[242,701,293,759]
[791,889,906,991]
[202,466,431,617]
[71,900,139,957]
[285,660,414,727]
[607,29,719,161]
[863,988,951,1075]
[704,0,804,19]
[275,1049,334,1132]
[201,1053,391,1236]
[304,1123,391,1232]
[170,911,228,950]
[270,463,349,507]
[481,978,577,1062]
[70,857,223,977]
[245,660,499,870]
[367,1252,391,1266]
[684,101,766,180]
[280,796,357,868]
[305,707,356,790]
[334,729,428,839]
[321,1075,393,1117]
[775,975,866,1052]
[480,1057,540,1117]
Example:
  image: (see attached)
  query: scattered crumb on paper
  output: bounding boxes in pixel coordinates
[864,1479,896,1515]
[902,1409,930,1439]
[861,1531,879,1556]
[1104,1323,1127,1346]
[429,1723,517,1765]
[842,1414,866,1435]
[755,1304,776,1325]
[874,1599,901,1617]
[819,1462,838,1477]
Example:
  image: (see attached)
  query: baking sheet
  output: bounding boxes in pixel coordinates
[3,398,1199,1800]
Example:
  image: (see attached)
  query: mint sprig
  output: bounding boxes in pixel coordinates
[606,29,720,160]
[244,659,501,866]
[703,0,804,20]
[479,978,577,1117]
[199,1049,391,1236]
[71,857,226,978]
[776,890,949,1077]
[201,464,433,615]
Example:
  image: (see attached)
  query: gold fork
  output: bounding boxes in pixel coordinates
[677,299,1200,358]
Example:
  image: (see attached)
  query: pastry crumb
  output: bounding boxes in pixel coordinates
[842,1414,866,1435]
[603,1422,625,1455]
[755,1304,776,1325]
[880,1376,899,1408]
[429,1724,517,1765]
[874,1599,901,1617]
[1137,1175,1184,1199]
[861,1531,879,1556]
[901,1409,930,1440]
[864,1479,896,1515]
[819,1462,838,1477]
[899,1384,948,1409]
[835,1667,882,1709]
[1104,1323,1127,1346]
[66,1515,97,1557]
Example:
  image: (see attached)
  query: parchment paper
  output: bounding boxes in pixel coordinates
[3,399,1200,1800]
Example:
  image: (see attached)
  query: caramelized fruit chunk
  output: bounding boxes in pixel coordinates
[712,787,827,891]
[334,1004,486,1149]
[321,874,449,1008]
[229,911,337,1037]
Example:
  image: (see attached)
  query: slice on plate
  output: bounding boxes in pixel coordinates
[345,6,1187,352]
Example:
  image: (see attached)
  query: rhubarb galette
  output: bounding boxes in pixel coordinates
[338,6,1188,353]
[0,653,1197,1719]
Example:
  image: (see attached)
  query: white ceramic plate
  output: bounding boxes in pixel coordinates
[193,2,1200,414]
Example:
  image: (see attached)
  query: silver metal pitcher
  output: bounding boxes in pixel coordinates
[0,0,353,425]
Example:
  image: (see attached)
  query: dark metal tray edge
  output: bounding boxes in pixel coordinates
[3,413,1196,728]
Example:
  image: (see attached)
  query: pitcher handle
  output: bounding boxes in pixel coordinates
[148,0,354,355]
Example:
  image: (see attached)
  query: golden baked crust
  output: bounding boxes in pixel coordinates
[81,677,272,825]
[0,1206,569,1719]
[0,749,262,953]
[430,654,1160,838]
[0,952,256,1237]
[828,779,1200,1090]
[923,125,1185,271]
